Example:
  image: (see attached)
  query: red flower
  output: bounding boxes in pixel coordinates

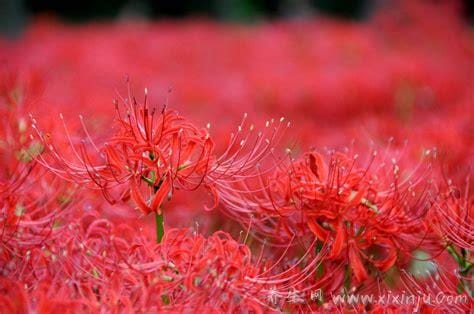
[32,86,214,215]
[216,148,434,289]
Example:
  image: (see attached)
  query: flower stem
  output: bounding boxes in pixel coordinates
[447,244,473,296]
[155,210,164,243]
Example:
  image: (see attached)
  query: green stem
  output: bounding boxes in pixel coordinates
[447,244,473,296]
[155,210,164,244]
[447,245,462,265]
[144,153,166,244]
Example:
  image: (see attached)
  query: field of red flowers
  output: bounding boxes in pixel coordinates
[0,1,472,313]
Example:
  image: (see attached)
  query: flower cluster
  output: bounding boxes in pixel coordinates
[1,1,472,312]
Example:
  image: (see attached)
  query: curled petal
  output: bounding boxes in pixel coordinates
[151,178,171,214]
[130,177,152,215]
[349,243,368,283]
[328,222,345,259]
[308,219,328,241]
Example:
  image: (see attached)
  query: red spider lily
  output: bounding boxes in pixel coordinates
[216,148,436,290]
[0,73,77,271]
[430,178,473,252]
[31,85,287,219]
[151,228,270,312]
[31,86,214,216]
[427,178,473,297]
[1,206,279,312]
[0,69,39,202]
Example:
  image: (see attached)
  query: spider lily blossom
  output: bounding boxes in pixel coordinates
[30,86,287,217]
[215,148,436,288]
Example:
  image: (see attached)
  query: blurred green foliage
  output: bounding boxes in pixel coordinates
[1,0,472,37]
[2,0,369,35]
